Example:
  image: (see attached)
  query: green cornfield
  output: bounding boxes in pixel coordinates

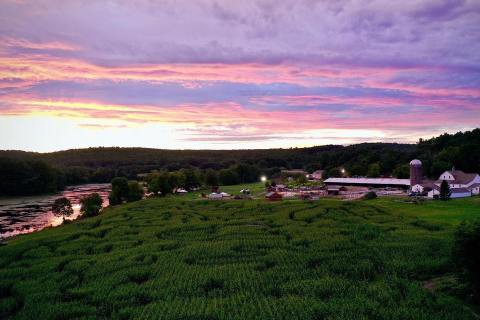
[1,191,479,319]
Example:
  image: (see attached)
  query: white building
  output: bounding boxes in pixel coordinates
[324,177,410,188]
[411,184,424,193]
[208,193,223,200]
[428,169,480,199]
[208,192,231,200]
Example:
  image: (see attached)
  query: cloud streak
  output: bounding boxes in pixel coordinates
[0,0,479,151]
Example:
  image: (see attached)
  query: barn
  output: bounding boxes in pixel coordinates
[324,177,411,189]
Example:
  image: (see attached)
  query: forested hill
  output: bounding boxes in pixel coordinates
[0,129,479,196]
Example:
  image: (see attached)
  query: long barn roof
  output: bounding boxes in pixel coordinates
[324,178,411,186]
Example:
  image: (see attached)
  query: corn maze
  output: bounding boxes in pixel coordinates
[1,196,479,319]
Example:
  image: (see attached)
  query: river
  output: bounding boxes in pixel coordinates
[0,184,111,240]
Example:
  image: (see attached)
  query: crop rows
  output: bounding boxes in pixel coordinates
[0,196,477,319]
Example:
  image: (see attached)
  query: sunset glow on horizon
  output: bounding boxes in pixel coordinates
[1,1,479,152]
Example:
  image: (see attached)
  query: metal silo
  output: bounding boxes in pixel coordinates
[409,159,423,186]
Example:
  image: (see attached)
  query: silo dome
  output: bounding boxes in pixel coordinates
[410,159,422,166]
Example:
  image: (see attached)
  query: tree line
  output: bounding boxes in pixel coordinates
[1,129,478,196]
[145,163,261,196]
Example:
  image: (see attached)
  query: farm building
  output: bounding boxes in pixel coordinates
[265,192,282,201]
[323,158,480,199]
[326,186,347,195]
[208,193,223,200]
[428,169,480,198]
[324,177,411,189]
[324,159,422,190]
[208,192,231,200]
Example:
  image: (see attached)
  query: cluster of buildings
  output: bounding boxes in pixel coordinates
[424,168,480,198]
[323,159,479,199]
[204,159,479,201]
[405,159,479,198]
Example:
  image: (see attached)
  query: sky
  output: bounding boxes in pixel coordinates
[0,0,479,152]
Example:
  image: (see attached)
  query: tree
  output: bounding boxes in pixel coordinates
[326,168,341,178]
[52,197,73,221]
[0,158,61,196]
[219,169,240,185]
[80,193,103,217]
[205,169,219,187]
[111,177,129,196]
[439,180,451,200]
[91,167,115,183]
[168,171,186,190]
[232,163,260,183]
[146,172,172,196]
[180,168,201,190]
[392,164,410,179]
[367,163,381,178]
[127,181,144,202]
[453,220,480,303]
[157,172,173,196]
[109,177,129,205]
[108,191,122,206]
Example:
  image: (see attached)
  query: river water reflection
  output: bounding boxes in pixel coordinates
[0,184,110,239]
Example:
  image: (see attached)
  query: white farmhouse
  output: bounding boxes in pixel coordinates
[428,169,480,199]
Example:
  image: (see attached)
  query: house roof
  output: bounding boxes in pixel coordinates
[438,170,478,185]
[324,177,410,186]
[420,180,436,189]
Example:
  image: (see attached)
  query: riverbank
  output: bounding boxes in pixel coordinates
[0,184,110,240]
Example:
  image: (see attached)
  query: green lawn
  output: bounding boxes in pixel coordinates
[1,194,479,319]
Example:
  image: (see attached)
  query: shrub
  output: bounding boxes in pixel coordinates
[453,220,480,303]
[362,191,377,200]
[80,193,103,217]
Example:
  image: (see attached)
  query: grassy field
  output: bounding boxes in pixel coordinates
[1,188,479,319]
